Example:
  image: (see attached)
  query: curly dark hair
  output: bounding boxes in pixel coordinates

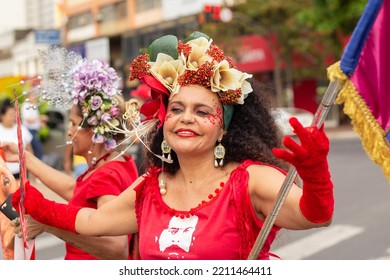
[145,80,289,174]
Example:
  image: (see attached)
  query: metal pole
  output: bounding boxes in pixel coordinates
[247,80,344,260]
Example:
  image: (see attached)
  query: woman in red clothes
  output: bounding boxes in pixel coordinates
[5,50,139,260]
[7,32,334,259]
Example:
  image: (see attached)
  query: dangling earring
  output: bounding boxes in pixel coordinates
[159,140,170,196]
[89,144,97,165]
[214,139,225,167]
[159,179,167,195]
[161,139,172,163]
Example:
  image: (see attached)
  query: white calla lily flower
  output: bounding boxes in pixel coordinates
[211,60,242,92]
[186,37,212,49]
[150,53,185,94]
[186,44,212,70]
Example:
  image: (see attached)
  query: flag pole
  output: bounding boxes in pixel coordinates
[13,89,32,260]
[247,78,345,260]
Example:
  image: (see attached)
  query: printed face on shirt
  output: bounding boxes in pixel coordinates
[158,215,199,256]
[163,85,225,156]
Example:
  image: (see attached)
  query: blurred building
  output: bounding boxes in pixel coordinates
[61,0,225,94]
[0,0,60,79]
[0,0,243,96]
[0,0,341,130]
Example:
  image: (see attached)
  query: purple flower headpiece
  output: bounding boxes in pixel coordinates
[71,60,122,150]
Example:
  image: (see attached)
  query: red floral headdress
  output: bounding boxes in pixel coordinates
[117,32,253,163]
[128,31,253,128]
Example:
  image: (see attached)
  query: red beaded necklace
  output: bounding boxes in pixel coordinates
[78,152,112,181]
[150,181,225,219]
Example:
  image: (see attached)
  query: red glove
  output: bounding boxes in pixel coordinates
[0,147,5,160]
[273,117,334,223]
[12,181,81,233]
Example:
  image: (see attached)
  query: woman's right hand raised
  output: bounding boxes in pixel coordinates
[0,141,20,163]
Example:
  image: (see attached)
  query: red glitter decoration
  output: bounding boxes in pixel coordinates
[207,44,226,62]
[225,56,235,68]
[129,54,151,81]
[219,89,242,105]
[178,41,192,57]
[178,61,214,88]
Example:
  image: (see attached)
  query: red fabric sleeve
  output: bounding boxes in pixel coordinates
[86,158,138,202]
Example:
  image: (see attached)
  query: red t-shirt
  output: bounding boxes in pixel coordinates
[65,155,138,260]
[135,160,281,260]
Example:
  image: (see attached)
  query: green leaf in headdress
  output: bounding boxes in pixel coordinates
[109,118,120,127]
[148,35,178,62]
[223,104,234,130]
[139,48,149,55]
[183,31,210,43]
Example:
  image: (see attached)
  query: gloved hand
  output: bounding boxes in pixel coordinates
[273,117,334,223]
[12,181,81,233]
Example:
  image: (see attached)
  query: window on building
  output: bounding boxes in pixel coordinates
[68,12,93,30]
[136,0,161,12]
[99,1,127,22]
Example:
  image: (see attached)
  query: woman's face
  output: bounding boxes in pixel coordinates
[163,85,225,157]
[1,107,16,128]
[67,106,93,157]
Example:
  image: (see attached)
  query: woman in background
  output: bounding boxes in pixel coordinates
[7,51,139,260]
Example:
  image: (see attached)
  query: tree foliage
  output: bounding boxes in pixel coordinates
[300,0,368,37]
[297,0,368,61]
[200,0,367,81]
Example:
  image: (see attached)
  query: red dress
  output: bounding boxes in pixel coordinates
[135,159,281,260]
[65,155,138,260]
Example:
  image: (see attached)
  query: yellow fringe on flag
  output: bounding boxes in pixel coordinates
[327,62,390,182]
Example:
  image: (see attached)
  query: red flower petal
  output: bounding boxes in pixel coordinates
[140,98,160,120]
[138,75,170,127]
[139,74,169,98]
[130,84,151,101]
